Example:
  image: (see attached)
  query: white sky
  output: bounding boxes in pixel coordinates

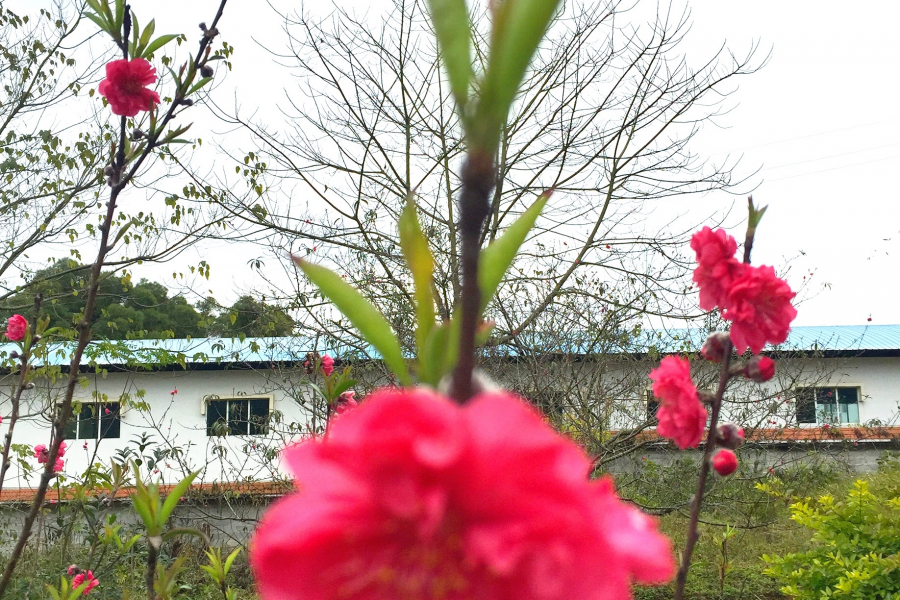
[12,0,900,327]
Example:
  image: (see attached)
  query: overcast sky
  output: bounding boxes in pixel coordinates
[12,0,900,327]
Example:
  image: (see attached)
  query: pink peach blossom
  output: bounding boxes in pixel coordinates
[649,357,707,449]
[251,388,674,600]
[723,265,797,355]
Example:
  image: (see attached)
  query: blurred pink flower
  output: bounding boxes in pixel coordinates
[251,388,674,600]
[320,355,334,377]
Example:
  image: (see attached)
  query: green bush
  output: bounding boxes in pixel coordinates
[763,462,900,600]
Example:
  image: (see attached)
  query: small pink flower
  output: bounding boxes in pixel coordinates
[59,441,68,458]
[4,314,27,341]
[97,58,160,117]
[67,564,80,576]
[251,388,674,600]
[72,570,99,595]
[53,457,64,473]
[320,355,334,377]
[104,407,111,414]
[170,388,178,396]
[712,449,738,476]
[717,423,745,450]
[690,227,743,311]
[34,444,49,464]
[649,357,707,449]
[83,441,89,450]
[722,265,797,355]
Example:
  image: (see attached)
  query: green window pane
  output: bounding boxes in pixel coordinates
[100,403,120,439]
[228,400,249,436]
[207,400,228,436]
[78,405,98,440]
[249,399,269,435]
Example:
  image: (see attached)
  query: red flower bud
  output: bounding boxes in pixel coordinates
[743,356,775,383]
[701,332,731,363]
[716,423,745,449]
[712,449,738,476]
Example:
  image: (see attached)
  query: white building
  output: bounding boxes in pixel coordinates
[0,325,898,495]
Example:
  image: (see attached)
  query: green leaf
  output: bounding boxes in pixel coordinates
[398,198,436,355]
[161,527,209,544]
[142,34,179,58]
[113,0,124,31]
[478,191,550,312]
[84,12,110,35]
[223,547,242,575]
[293,257,411,385]
[140,18,155,48]
[478,0,563,152]
[420,320,454,387]
[426,0,472,113]
[159,470,198,526]
[186,76,212,97]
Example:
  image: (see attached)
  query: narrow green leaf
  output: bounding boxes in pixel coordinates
[158,470,198,526]
[420,320,452,387]
[426,0,472,112]
[140,18,155,48]
[398,198,435,355]
[186,76,212,97]
[83,12,110,35]
[478,191,550,312]
[84,0,104,14]
[223,547,242,575]
[130,490,154,530]
[478,0,563,152]
[142,34,179,58]
[113,0,124,31]
[294,257,411,385]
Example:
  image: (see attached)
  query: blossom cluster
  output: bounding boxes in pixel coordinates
[691,227,797,355]
[34,441,66,473]
[68,565,99,596]
[646,226,797,473]
[4,314,27,341]
[251,389,674,600]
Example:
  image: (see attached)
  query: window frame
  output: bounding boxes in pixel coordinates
[63,401,122,440]
[794,385,862,426]
[202,394,274,437]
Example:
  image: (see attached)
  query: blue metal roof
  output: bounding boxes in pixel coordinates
[1,325,897,368]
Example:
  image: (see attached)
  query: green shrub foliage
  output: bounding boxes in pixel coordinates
[763,462,900,599]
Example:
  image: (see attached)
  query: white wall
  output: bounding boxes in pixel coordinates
[2,354,898,488]
[1,367,318,489]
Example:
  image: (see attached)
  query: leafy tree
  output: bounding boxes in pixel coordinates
[212,295,294,337]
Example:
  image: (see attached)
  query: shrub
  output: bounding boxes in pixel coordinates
[763,462,900,599]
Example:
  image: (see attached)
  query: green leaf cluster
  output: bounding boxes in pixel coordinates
[762,462,900,600]
[295,192,548,387]
[426,0,564,153]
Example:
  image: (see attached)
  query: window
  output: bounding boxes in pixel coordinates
[206,398,270,436]
[796,387,860,425]
[63,402,120,440]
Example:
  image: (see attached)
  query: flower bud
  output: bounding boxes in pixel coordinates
[199,22,208,31]
[179,98,194,107]
[743,356,775,383]
[716,423,745,449]
[104,165,116,177]
[200,64,214,78]
[132,128,145,140]
[712,449,738,476]
[701,332,730,363]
